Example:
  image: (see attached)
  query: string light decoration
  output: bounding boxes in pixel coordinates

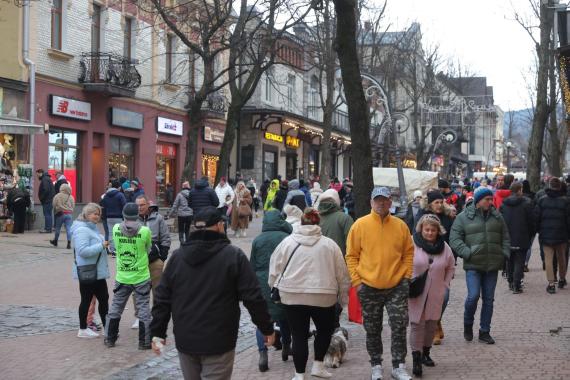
[559,55,570,117]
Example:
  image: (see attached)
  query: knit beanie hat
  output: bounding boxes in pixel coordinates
[438,179,450,189]
[427,190,444,204]
[318,189,341,207]
[301,207,320,225]
[413,190,423,199]
[473,187,493,205]
[122,203,139,220]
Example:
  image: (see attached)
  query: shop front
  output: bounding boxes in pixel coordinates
[199,122,225,186]
[156,116,184,206]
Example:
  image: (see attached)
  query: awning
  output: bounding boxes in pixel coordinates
[0,118,45,135]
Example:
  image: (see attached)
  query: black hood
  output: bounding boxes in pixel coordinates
[182,230,231,266]
[546,188,564,198]
[503,195,525,207]
[194,178,209,189]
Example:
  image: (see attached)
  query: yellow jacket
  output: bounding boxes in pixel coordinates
[346,211,414,289]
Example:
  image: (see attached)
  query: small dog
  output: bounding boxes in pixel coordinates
[324,327,349,368]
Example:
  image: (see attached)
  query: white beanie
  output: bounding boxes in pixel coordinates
[318,189,341,207]
[413,190,422,199]
[284,204,303,224]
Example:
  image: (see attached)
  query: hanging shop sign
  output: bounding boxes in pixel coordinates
[157,116,184,136]
[285,135,300,148]
[110,108,143,130]
[156,143,176,157]
[50,95,91,121]
[264,131,283,143]
[203,125,225,143]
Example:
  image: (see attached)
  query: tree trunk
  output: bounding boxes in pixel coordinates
[527,2,553,191]
[216,103,241,183]
[319,109,333,187]
[548,41,562,177]
[183,102,203,182]
[333,0,373,218]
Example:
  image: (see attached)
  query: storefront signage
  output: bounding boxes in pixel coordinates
[51,95,91,121]
[156,143,177,157]
[110,108,143,130]
[157,117,184,136]
[285,135,300,148]
[264,132,283,143]
[203,126,225,143]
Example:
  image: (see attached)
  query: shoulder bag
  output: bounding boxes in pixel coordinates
[74,248,102,285]
[270,243,302,304]
[409,256,433,298]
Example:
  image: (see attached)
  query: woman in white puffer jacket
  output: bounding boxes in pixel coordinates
[269,208,351,380]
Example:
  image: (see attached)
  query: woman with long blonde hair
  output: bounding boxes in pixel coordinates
[231,181,253,237]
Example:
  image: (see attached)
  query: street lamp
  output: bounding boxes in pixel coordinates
[506,141,512,173]
[429,130,457,170]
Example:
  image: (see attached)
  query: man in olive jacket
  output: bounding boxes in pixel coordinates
[450,186,510,345]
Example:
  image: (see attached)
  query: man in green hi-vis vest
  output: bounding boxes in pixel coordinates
[104,202,152,350]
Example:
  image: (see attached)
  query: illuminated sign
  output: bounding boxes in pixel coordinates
[157,117,184,136]
[51,96,91,121]
[285,135,300,148]
[264,132,283,143]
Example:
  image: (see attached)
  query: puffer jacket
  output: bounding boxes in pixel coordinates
[52,183,75,214]
[250,211,292,321]
[38,172,55,204]
[500,195,535,250]
[100,187,127,219]
[169,188,193,218]
[268,224,351,307]
[70,220,109,280]
[493,189,511,210]
[535,189,570,245]
[450,203,510,272]
[188,178,220,215]
[318,200,354,256]
[283,180,306,209]
[139,206,171,261]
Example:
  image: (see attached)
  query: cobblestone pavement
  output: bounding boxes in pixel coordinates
[2,215,570,379]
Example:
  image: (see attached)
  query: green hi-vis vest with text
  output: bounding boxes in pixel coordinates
[113,224,152,285]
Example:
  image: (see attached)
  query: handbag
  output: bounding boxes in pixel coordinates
[74,248,102,285]
[270,243,301,304]
[409,269,428,298]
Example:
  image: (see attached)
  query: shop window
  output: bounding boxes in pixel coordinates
[241,145,254,170]
[309,148,319,177]
[286,151,297,180]
[202,153,219,186]
[109,136,134,180]
[262,149,277,181]
[156,143,176,207]
[48,129,80,200]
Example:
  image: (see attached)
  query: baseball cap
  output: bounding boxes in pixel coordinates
[371,186,391,199]
[194,206,223,229]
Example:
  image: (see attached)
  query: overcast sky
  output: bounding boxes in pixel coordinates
[381,0,538,111]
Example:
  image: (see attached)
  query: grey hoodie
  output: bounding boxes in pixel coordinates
[169,188,193,218]
[284,179,305,209]
[120,220,142,237]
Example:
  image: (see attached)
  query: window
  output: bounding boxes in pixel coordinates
[91,4,101,53]
[48,129,80,200]
[124,18,132,60]
[265,68,273,102]
[166,34,175,82]
[51,0,63,50]
[109,136,135,179]
[287,74,295,111]
[309,75,319,119]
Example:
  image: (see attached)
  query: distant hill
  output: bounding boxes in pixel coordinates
[503,108,532,141]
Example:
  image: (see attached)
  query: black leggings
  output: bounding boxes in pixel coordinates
[79,279,109,329]
[285,304,336,374]
[177,216,192,243]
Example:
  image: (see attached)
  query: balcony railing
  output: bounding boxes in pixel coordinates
[79,52,141,96]
[332,110,349,133]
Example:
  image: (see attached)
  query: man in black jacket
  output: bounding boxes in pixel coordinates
[36,169,55,233]
[535,177,570,294]
[500,182,535,293]
[150,207,274,379]
[187,177,219,217]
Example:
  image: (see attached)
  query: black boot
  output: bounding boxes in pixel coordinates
[138,321,151,350]
[258,350,269,372]
[422,347,435,367]
[412,351,422,377]
[50,239,58,247]
[282,342,292,361]
[464,324,473,342]
[478,330,495,344]
[104,318,120,347]
[67,241,71,249]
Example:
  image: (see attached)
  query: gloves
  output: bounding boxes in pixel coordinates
[159,245,169,261]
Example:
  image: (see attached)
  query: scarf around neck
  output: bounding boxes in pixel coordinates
[413,232,445,255]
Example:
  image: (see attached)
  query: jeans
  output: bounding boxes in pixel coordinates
[255,320,291,352]
[54,213,72,242]
[102,218,110,241]
[507,249,525,288]
[464,270,498,333]
[42,202,53,232]
[178,349,235,380]
[525,235,536,265]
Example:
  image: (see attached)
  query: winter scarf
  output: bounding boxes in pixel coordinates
[413,232,445,256]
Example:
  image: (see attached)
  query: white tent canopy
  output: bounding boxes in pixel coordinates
[373,168,439,200]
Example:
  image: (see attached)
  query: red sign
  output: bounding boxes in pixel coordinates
[156,143,176,157]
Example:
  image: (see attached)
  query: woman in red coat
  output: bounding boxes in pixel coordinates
[409,214,455,377]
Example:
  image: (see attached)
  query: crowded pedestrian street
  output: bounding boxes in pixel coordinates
[1,215,568,380]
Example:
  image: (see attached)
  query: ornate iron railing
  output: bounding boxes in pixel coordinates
[79,52,141,89]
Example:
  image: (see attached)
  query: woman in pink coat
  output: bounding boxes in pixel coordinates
[409,214,455,377]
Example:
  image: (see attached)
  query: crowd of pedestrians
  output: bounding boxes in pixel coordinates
[11,168,566,380]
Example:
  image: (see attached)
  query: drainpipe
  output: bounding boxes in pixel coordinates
[22,1,36,193]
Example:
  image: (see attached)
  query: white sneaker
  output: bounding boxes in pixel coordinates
[311,360,332,378]
[292,374,305,380]
[131,318,139,329]
[371,365,383,380]
[391,364,411,380]
[242,230,247,237]
[77,328,99,338]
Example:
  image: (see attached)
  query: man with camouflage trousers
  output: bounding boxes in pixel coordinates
[346,187,414,380]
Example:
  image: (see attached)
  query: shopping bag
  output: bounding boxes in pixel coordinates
[348,286,363,324]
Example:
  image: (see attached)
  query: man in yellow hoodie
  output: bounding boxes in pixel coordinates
[346,187,414,380]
